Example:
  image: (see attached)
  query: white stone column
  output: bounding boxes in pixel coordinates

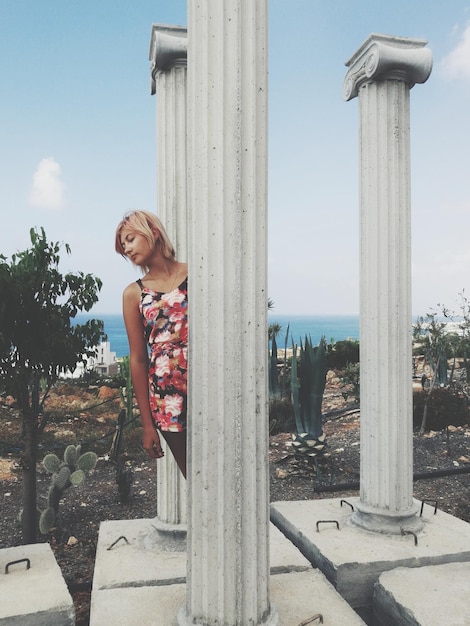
[181,1,277,625]
[149,24,187,531]
[343,34,432,533]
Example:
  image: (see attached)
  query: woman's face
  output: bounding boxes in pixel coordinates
[120,228,154,267]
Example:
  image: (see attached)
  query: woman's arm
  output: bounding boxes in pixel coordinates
[122,283,164,459]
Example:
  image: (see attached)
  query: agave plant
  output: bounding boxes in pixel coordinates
[269,333,281,400]
[291,335,328,459]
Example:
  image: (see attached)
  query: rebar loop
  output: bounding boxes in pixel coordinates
[316,520,340,532]
[419,499,438,517]
[401,528,418,546]
[107,535,130,550]
[298,614,324,625]
[5,558,31,574]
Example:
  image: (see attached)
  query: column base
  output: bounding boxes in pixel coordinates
[151,516,187,539]
[350,499,424,535]
[141,517,187,552]
[177,603,280,626]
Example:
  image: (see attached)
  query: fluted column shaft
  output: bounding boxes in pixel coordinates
[149,24,187,527]
[182,1,277,624]
[344,34,432,533]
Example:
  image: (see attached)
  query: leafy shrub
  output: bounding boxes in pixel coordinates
[413,387,469,431]
[339,362,360,403]
[326,339,359,370]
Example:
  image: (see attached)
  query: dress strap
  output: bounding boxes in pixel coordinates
[136,278,144,289]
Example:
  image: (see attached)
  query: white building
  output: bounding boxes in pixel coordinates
[87,341,119,376]
[61,341,119,379]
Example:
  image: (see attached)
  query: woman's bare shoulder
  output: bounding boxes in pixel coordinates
[122,280,141,302]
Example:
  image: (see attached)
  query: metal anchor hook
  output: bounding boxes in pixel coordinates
[5,558,31,574]
[107,535,130,551]
[298,614,324,625]
[316,520,340,532]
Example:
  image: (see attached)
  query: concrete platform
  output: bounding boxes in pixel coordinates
[270,497,470,614]
[373,561,470,626]
[91,569,366,625]
[92,516,314,591]
[92,518,187,590]
[90,517,366,625]
[0,543,75,626]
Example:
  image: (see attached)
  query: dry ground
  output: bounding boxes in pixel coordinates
[1,381,469,625]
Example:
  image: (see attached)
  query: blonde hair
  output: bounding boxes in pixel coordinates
[115,210,175,270]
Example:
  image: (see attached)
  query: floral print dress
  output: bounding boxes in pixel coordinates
[137,277,188,432]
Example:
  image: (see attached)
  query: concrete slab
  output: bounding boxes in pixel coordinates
[271,497,470,612]
[92,517,312,591]
[91,570,366,625]
[271,570,366,625]
[90,584,186,626]
[91,518,366,625]
[0,543,75,626]
[374,562,470,626]
[92,518,186,590]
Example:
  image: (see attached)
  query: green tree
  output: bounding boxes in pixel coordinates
[413,311,461,434]
[441,290,470,389]
[0,228,105,543]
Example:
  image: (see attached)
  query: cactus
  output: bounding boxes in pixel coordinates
[269,334,281,400]
[53,466,71,489]
[63,444,78,466]
[70,469,85,486]
[291,335,328,459]
[269,323,291,401]
[39,507,55,535]
[43,453,61,474]
[77,450,98,472]
[39,444,98,534]
[116,459,133,504]
[119,356,135,427]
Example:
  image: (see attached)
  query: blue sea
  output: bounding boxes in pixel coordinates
[75,313,360,358]
[269,314,359,347]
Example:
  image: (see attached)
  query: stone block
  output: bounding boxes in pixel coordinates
[0,543,75,625]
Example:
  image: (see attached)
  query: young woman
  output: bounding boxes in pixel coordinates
[115,210,188,478]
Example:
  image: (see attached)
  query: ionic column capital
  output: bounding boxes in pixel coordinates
[343,33,432,101]
[149,24,187,95]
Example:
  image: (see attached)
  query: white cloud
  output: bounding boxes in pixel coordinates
[440,23,470,81]
[29,157,66,209]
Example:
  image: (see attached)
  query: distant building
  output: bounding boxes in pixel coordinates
[61,341,119,379]
[88,341,119,376]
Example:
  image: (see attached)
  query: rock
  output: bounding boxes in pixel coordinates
[54,430,77,442]
[98,386,117,401]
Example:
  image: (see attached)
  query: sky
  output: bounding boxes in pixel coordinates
[1,0,469,317]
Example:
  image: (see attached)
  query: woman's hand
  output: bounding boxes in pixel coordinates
[143,427,165,459]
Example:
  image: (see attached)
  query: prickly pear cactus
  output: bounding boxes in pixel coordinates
[63,444,78,466]
[70,469,85,486]
[53,466,71,490]
[39,507,56,534]
[39,444,98,534]
[43,453,61,474]
[77,451,98,472]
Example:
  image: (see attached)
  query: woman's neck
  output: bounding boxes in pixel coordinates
[143,258,186,293]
